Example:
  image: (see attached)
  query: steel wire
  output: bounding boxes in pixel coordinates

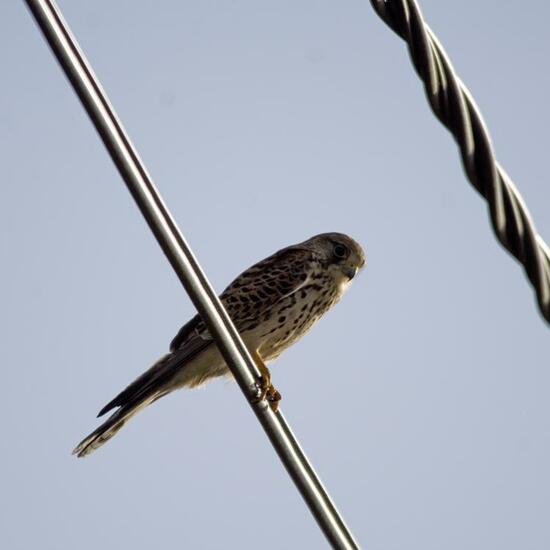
[24,1,360,548]
[370,0,550,325]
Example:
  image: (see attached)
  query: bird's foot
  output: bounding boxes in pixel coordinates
[254,374,281,412]
[257,372,271,401]
[266,385,281,412]
[252,351,281,412]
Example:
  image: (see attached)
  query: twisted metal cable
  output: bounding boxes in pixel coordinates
[370,0,550,325]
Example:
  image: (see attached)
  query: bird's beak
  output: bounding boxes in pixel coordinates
[343,266,358,280]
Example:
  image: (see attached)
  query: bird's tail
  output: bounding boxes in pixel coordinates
[72,397,154,458]
[73,338,211,458]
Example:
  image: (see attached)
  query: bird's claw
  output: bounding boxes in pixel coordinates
[257,374,270,401]
[252,375,281,412]
[266,386,281,412]
[250,352,281,412]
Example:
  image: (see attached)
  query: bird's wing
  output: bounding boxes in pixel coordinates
[169,314,202,352]
[98,248,312,418]
[97,335,210,417]
[169,247,313,351]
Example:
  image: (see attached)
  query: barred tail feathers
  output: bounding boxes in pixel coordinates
[72,338,213,458]
[72,396,155,457]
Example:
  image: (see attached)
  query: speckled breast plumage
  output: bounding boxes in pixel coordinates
[255,264,340,361]
[170,247,343,362]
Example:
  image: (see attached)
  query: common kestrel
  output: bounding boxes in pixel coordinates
[73,232,365,457]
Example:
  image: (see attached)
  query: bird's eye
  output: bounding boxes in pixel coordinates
[333,243,349,259]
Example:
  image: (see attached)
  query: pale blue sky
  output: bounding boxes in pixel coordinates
[1,2,549,549]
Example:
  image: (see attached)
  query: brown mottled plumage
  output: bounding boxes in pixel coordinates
[73,233,365,457]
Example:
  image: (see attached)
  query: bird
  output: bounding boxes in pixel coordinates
[72,232,366,457]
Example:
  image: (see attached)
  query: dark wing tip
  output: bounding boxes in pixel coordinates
[169,314,201,352]
[97,399,118,417]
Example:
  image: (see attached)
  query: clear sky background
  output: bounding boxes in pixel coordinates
[1,1,549,549]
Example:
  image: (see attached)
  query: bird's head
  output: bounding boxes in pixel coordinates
[299,232,366,288]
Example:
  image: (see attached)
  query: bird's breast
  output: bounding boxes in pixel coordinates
[255,282,340,361]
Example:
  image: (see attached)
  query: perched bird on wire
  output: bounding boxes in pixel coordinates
[73,232,366,457]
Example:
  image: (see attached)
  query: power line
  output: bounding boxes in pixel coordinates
[370,0,550,325]
[23,1,360,548]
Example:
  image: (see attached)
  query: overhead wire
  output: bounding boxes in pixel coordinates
[24,1,360,548]
[370,0,550,325]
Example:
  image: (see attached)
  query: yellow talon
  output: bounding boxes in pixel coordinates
[252,350,281,411]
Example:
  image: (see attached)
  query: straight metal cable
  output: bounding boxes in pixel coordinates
[370,0,550,326]
[23,1,360,548]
